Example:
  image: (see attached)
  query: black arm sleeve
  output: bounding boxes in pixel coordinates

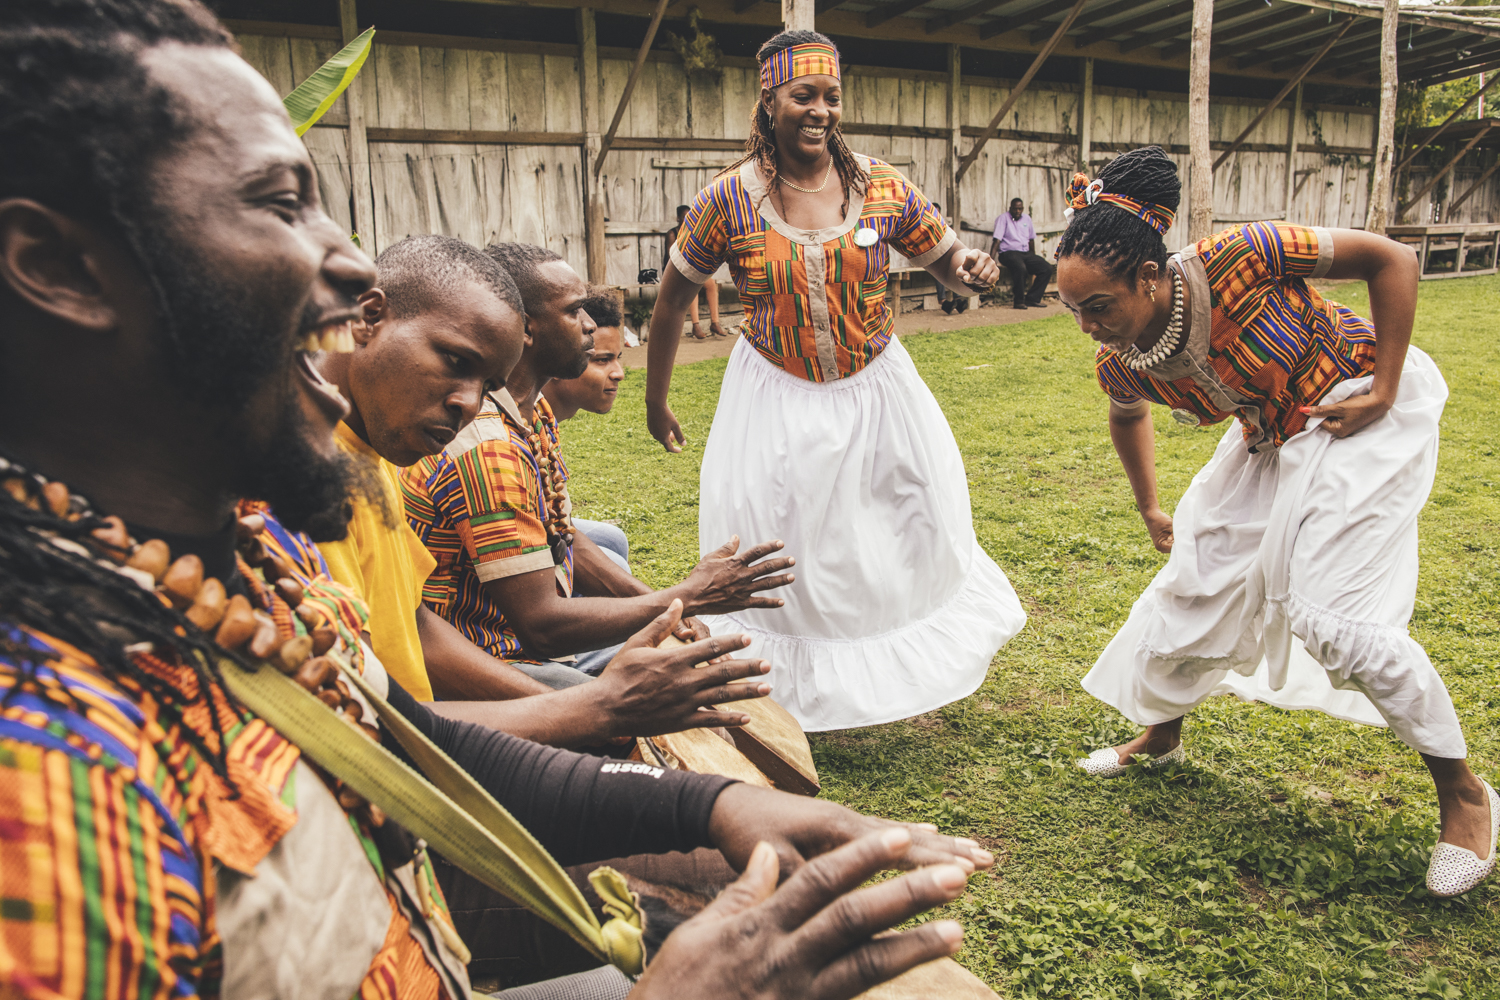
[381,679,736,867]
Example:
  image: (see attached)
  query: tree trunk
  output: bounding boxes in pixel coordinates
[1187,0,1214,243]
[1365,0,1400,234]
[782,0,815,31]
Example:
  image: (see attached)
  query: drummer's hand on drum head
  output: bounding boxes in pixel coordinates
[647,399,687,453]
[678,535,797,617]
[596,599,771,738]
[632,831,968,1000]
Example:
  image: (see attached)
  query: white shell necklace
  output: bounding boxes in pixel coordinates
[781,158,835,194]
[1120,268,1185,371]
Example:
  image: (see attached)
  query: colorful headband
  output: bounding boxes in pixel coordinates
[1063,171,1175,235]
[760,41,841,90]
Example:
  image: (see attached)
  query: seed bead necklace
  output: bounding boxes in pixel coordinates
[1120,267,1185,371]
[526,419,574,563]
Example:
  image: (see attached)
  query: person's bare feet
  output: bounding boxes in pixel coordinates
[1112,719,1184,766]
[1426,756,1494,856]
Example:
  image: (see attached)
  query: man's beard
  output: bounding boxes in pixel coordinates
[136,219,384,541]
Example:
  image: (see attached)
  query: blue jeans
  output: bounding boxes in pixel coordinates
[567,519,629,676]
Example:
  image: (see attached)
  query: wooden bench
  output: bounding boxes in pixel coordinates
[1388,224,1500,280]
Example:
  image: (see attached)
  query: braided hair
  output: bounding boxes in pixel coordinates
[1056,146,1181,282]
[1,0,244,784]
[728,30,868,209]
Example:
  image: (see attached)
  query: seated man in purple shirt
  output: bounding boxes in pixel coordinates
[989,197,1053,309]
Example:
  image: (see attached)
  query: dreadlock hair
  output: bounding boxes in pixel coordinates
[729,30,868,211]
[1055,145,1181,282]
[0,0,245,788]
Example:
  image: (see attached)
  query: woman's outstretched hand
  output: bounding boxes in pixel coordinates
[631,830,969,1000]
[1142,507,1174,553]
[647,399,687,453]
[1300,394,1391,439]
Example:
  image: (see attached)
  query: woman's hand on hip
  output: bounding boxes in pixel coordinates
[1142,507,1174,553]
[1300,393,1391,439]
[646,399,686,453]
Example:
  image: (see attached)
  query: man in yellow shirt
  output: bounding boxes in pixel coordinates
[313,235,564,700]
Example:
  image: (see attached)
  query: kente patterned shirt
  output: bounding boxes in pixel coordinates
[1095,222,1375,453]
[0,534,463,1000]
[670,155,956,382]
[401,392,573,661]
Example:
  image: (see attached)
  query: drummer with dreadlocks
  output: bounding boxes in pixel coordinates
[1057,145,1495,898]
[644,30,1026,732]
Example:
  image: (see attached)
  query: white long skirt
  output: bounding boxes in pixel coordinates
[1082,346,1466,759]
[697,336,1027,732]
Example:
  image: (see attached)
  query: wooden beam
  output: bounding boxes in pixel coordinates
[1393,39,1500,81]
[1283,81,1302,216]
[956,0,1089,181]
[1310,25,1448,76]
[946,44,962,240]
[1445,154,1500,221]
[979,0,1081,40]
[1279,0,1500,42]
[1079,55,1093,168]
[337,0,375,249]
[1215,9,1328,64]
[612,136,746,149]
[1076,0,1189,50]
[866,0,929,28]
[1187,0,1213,241]
[595,0,671,179]
[1423,57,1500,89]
[1398,125,1495,215]
[1156,0,1270,58]
[925,0,1008,36]
[1255,21,1380,72]
[1069,0,1157,48]
[733,0,761,11]
[1212,18,1353,170]
[368,127,585,145]
[1395,71,1500,177]
[814,0,847,12]
[1364,0,1399,234]
[578,8,605,285]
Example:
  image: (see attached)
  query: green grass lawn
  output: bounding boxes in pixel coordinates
[560,274,1500,998]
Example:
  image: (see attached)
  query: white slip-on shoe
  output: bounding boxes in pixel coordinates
[1426,780,1500,898]
[1077,741,1186,780]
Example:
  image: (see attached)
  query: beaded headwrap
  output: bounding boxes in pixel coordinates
[1063,171,1175,235]
[760,41,841,90]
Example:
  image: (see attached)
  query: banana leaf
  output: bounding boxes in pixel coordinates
[282,27,374,136]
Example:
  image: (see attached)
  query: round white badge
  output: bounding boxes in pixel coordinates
[1170,408,1199,427]
[853,227,880,247]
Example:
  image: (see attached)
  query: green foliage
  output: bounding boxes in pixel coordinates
[558,276,1500,996]
[281,27,374,136]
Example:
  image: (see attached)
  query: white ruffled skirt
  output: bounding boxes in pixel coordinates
[1082,346,1466,758]
[697,336,1026,732]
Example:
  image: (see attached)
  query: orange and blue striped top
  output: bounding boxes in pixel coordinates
[670,155,955,382]
[1096,222,1375,452]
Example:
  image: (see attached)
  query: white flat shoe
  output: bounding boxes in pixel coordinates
[1426,780,1499,898]
[1077,741,1186,779]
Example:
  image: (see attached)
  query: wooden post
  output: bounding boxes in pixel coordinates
[577,9,606,284]
[1079,56,1093,171]
[783,0,815,30]
[955,0,1088,183]
[1365,0,1399,234]
[1283,83,1302,218]
[339,0,376,249]
[1212,18,1352,171]
[947,44,962,234]
[1187,0,1214,242]
[595,0,671,179]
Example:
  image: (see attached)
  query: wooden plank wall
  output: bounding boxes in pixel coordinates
[237,27,1491,287]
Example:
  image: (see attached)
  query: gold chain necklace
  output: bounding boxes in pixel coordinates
[781,158,835,194]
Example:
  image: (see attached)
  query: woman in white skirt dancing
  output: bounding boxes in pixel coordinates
[644,30,1026,732]
[1056,146,1495,897]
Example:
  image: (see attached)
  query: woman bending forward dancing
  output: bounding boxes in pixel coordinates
[645,30,1026,731]
[1058,146,1495,898]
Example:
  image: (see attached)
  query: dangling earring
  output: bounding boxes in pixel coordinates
[1149,283,1157,302]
